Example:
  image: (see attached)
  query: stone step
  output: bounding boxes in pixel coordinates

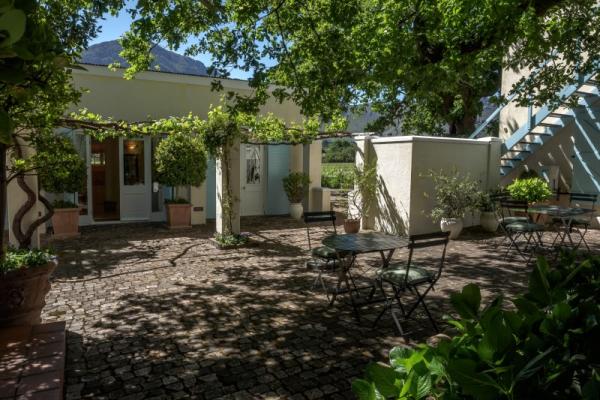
[0,322,66,400]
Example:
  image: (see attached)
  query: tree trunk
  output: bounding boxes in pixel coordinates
[0,144,6,259]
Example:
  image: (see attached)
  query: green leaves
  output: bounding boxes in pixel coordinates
[450,283,481,320]
[0,108,11,144]
[506,177,553,204]
[154,132,208,187]
[354,254,600,399]
[0,7,26,47]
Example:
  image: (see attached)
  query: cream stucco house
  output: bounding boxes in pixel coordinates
[6,64,328,245]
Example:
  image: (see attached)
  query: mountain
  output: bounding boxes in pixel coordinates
[81,40,208,76]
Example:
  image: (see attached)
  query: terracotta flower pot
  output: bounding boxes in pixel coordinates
[344,218,361,233]
[166,203,192,229]
[51,208,80,239]
[0,259,57,327]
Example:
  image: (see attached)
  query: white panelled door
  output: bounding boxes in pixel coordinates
[240,144,265,216]
[119,137,151,220]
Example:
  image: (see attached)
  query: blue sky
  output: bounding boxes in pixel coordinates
[91,5,255,80]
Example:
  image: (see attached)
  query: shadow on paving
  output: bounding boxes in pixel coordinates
[43,217,599,399]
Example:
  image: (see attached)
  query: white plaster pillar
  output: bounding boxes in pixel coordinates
[216,138,241,234]
[7,137,41,248]
[353,134,378,230]
[303,141,322,211]
[289,144,303,173]
[477,137,502,190]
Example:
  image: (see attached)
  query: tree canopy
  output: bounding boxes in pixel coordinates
[115,0,600,136]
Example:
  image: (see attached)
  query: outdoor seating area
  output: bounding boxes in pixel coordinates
[31,215,598,399]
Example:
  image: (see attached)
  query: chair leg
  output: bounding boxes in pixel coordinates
[405,284,439,333]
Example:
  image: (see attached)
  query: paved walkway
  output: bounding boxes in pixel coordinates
[42,217,600,399]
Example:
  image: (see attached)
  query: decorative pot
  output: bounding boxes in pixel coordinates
[289,203,303,220]
[0,259,57,327]
[51,207,80,239]
[344,218,361,233]
[480,211,499,233]
[166,203,192,229]
[440,217,463,240]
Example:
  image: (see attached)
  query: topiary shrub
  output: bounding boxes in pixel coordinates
[507,177,552,204]
[282,172,311,203]
[154,132,208,200]
[34,133,87,196]
[353,254,600,399]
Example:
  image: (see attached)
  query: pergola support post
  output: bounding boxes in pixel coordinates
[216,138,241,235]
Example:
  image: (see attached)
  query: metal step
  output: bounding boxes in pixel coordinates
[548,111,573,118]
[538,122,562,128]
[506,149,532,153]
[518,140,541,145]
[501,157,522,162]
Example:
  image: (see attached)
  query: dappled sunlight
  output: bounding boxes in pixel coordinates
[42,217,600,398]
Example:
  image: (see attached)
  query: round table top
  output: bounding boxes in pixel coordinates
[528,205,595,217]
[322,232,408,253]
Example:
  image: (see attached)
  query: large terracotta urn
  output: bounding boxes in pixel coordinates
[51,208,80,239]
[0,259,57,326]
[166,203,192,229]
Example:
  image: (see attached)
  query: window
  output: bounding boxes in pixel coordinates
[123,140,145,185]
[246,145,261,184]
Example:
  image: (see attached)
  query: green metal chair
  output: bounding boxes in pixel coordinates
[374,231,450,336]
[499,199,544,262]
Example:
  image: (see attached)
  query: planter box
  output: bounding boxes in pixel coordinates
[0,259,57,327]
[52,208,80,239]
[166,203,192,229]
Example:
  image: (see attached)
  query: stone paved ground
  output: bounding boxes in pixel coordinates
[42,217,600,399]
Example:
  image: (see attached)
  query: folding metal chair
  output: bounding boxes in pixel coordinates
[555,193,597,251]
[373,231,450,336]
[303,211,343,294]
[499,199,544,262]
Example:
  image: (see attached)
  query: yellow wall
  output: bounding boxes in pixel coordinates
[71,65,303,122]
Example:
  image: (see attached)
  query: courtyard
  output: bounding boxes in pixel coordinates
[40,215,589,400]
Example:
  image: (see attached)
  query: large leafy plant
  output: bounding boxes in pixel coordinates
[353,255,600,399]
[506,177,552,204]
[348,160,377,220]
[282,172,311,203]
[425,169,482,221]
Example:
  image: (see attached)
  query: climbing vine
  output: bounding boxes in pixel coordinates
[59,102,349,235]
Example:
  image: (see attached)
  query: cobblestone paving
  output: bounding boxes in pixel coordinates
[42,217,600,399]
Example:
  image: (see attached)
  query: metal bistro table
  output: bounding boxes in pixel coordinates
[529,205,595,249]
[322,232,408,321]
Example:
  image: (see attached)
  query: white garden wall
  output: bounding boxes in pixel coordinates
[355,135,502,236]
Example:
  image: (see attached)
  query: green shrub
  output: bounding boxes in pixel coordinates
[214,232,249,246]
[323,139,356,163]
[282,172,311,203]
[425,169,482,221]
[322,163,355,189]
[0,248,53,274]
[353,254,600,399]
[52,199,78,209]
[165,198,190,204]
[154,132,207,187]
[507,177,552,204]
[34,133,87,195]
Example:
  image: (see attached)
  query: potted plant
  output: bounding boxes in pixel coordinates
[282,172,311,220]
[345,161,377,233]
[478,192,499,233]
[506,177,552,205]
[154,132,207,228]
[32,133,87,239]
[425,169,481,239]
[0,249,56,326]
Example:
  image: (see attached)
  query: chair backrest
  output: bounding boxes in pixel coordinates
[303,211,337,249]
[404,231,450,285]
[499,199,529,220]
[569,192,598,207]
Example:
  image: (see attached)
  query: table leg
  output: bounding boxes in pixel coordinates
[329,253,356,307]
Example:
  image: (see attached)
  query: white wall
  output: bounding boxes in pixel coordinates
[360,135,501,235]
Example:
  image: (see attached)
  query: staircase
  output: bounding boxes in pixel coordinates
[470,70,600,177]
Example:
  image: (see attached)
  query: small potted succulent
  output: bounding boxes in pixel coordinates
[425,169,481,239]
[154,132,207,229]
[282,172,311,220]
[478,192,500,233]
